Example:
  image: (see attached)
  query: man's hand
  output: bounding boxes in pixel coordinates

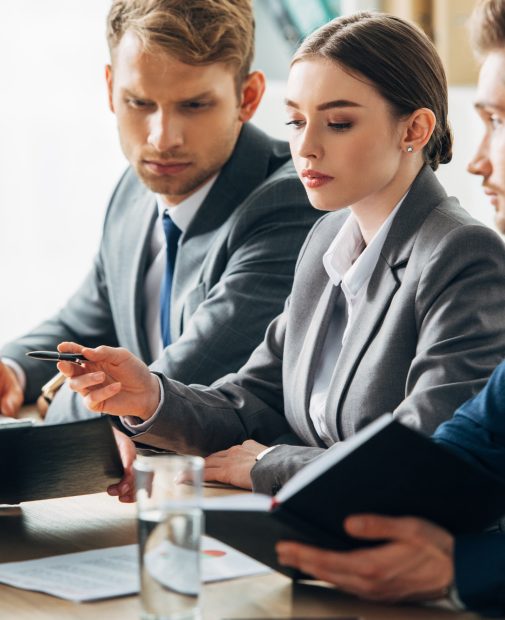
[0,362,24,417]
[203,440,266,490]
[276,515,454,602]
[107,427,137,503]
[56,342,160,420]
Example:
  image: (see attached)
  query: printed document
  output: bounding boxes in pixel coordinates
[0,536,270,601]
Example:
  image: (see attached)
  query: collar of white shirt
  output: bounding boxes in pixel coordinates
[155,173,218,233]
[323,192,408,300]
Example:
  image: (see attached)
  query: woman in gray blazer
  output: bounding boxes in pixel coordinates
[58,12,505,498]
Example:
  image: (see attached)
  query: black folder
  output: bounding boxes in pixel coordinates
[203,415,505,577]
[0,416,123,504]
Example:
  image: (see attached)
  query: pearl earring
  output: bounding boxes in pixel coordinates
[406,145,414,153]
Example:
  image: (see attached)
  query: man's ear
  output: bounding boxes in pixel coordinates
[238,70,266,123]
[105,64,115,113]
[400,107,436,153]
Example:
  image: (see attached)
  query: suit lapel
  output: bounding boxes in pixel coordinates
[323,166,448,440]
[288,281,338,446]
[324,257,402,439]
[130,194,158,363]
[170,123,286,339]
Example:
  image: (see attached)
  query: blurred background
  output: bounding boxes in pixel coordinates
[0,0,489,344]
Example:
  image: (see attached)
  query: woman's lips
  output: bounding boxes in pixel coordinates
[301,169,334,189]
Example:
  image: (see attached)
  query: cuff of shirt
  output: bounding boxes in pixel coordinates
[448,584,466,610]
[425,585,466,612]
[120,374,164,433]
[2,358,27,391]
[255,445,279,461]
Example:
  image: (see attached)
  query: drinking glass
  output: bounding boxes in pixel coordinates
[134,455,204,620]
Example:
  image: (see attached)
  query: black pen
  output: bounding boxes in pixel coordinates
[26,351,87,363]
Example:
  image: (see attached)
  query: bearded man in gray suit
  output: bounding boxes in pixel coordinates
[0,0,318,422]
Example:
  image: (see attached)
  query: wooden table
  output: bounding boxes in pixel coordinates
[0,491,484,620]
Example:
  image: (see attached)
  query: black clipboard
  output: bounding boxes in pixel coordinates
[0,416,123,504]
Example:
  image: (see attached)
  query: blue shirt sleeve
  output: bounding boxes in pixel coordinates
[433,358,505,480]
[434,359,505,615]
[455,533,505,617]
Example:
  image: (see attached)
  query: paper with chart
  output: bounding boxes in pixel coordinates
[0,536,271,601]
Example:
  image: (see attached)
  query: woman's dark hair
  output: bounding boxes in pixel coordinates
[293,12,452,170]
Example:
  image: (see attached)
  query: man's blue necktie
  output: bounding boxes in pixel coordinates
[160,212,182,347]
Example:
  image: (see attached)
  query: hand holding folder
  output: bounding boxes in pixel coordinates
[203,414,505,577]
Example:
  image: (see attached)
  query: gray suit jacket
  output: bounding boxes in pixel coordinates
[127,166,505,494]
[1,123,319,420]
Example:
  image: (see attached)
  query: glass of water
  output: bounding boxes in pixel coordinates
[134,455,204,620]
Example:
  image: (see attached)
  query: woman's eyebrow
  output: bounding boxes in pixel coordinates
[284,98,363,111]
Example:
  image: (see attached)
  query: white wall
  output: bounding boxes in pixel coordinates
[0,2,126,343]
[0,3,497,346]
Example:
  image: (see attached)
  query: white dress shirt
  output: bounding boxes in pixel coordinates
[144,175,217,360]
[309,195,406,444]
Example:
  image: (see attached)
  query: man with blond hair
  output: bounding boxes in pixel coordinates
[0,0,317,422]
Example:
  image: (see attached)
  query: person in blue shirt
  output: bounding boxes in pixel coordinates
[277,361,505,615]
[276,0,505,614]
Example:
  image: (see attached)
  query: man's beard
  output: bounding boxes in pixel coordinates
[136,161,220,199]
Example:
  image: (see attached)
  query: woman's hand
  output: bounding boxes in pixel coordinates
[56,342,160,421]
[203,440,267,490]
